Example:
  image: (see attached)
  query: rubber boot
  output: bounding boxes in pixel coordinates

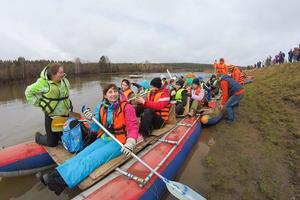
[43,170,67,196]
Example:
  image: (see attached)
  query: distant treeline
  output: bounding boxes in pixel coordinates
[0,57,213,83]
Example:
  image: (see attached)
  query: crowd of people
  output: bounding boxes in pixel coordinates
[250,44,300,69]
[24,60,245,195]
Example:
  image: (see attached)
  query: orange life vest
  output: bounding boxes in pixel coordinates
[123,89,134,101]
[215,63,228,75]
[231,67,244,85]
[146,91,170,121]
[97,101,127,144]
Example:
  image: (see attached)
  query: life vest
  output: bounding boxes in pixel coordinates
[208,79,218,88]
[215,63,228,75]
[97,101,128,144]
[123,88,134,101]
[193,86,205,106]
[175,88,187,102]
[231,67,244,85]
[39,79,72,115]
[146,91,170,121]
[194,86,202,96]
[221,76,243,97]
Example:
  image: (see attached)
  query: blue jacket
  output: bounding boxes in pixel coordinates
[221,75,243,97]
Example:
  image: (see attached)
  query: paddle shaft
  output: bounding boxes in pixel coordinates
[167,69,172,79]
[88,115,206,199]
[90,116,167,182]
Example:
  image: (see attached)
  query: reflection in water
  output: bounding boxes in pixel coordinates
[0,72,209,200]
[0,81,27,104]
[0,73,157,147]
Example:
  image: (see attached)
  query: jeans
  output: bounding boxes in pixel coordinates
[225,94,244,121]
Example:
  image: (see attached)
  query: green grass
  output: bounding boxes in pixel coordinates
[203,63,300,200]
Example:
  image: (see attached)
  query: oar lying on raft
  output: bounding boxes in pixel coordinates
[82,107,206,200]
[51,112,83,132]
[127,89,150,102]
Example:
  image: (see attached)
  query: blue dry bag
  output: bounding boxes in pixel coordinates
[61,117,84,153]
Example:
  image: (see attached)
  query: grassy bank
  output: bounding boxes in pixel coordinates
[203,63,300,199]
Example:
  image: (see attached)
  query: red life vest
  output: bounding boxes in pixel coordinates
[146,91,170,121]
[97,101,127,144]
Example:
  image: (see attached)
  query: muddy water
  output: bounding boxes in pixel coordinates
[0,72,213,200]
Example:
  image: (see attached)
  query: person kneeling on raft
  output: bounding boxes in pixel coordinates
[25,63,72,147]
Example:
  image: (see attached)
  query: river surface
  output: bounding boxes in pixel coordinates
[0,72,214,200]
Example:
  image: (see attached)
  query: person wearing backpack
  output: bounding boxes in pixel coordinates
[40,84,139,195]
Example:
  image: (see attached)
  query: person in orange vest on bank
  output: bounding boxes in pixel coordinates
[214,58,228,77]
[135,77,171,137]
[220,75,245,123]
[231,66,244,85]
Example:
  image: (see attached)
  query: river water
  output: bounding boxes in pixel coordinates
[0,72,214,200]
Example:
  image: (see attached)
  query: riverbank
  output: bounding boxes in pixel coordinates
[199,63,300,199]
[165,63,299,200]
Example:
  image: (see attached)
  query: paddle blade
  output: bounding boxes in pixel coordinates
[166,180,206,200]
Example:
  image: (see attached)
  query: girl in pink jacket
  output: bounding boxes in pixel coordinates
[40,84,139,195]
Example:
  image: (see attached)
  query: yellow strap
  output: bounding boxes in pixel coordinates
[51,116,68,132]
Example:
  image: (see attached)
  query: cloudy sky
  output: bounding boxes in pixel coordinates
[0,0,299,65]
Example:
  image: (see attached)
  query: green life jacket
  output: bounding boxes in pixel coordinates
[175,88,186,102]
[39,79,71,115]
[212,79,218,87]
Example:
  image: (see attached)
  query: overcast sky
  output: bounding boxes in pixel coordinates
[0,0,299,65]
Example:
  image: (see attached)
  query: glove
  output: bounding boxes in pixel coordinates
[82,106,93,120]
[170,90,176,96]
[121,138,136,157]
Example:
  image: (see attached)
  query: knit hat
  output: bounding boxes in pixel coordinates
[192,78,200,85]
[176,79,184,88]
[150,77,162,89]
[197,75,204,81]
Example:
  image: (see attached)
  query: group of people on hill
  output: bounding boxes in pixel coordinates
[251,44,300,69]
[24,60,245,195]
